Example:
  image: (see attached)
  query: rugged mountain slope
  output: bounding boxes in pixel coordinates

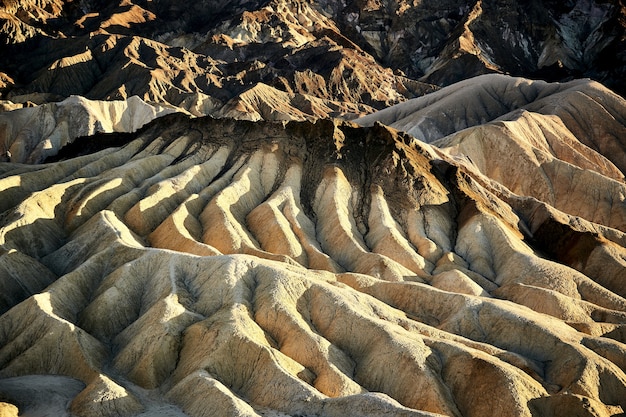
[0,0,435,119]
[1,76,626,416]
[1,0,624,119]
[318,0,626,93]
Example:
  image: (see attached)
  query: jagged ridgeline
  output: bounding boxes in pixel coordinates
[1,110,626,417]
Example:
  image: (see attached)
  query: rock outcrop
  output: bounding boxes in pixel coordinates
[0,0,436,120]
[1,80,625,415]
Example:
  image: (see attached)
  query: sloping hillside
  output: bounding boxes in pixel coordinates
[1,84,625,415]
[1,1,625,416]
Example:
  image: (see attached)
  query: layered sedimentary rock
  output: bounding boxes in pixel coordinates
[1,75,626,415]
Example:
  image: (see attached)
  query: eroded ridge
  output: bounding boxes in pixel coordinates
[358,74,626,234]
[0,114,625,417]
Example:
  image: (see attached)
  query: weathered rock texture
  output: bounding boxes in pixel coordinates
[0,0,436,120]
[357,74,626,232]
[318,0,626,94]
[1,0,624,122]
[1,75,626,416]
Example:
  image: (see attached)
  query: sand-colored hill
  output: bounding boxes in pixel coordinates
[1,1,625,416]
[0,95,177,164]
[357,74,626,233]
[0,90,625,415]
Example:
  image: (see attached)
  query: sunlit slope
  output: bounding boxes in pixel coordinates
[0,95,177,163]
[0,111,625,416]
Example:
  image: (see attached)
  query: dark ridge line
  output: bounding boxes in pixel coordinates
[43,112,195,163]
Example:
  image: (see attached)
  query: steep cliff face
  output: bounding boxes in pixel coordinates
[0,77,625,416]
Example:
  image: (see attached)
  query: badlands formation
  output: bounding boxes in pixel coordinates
[0,95,176,163]
[1,0,625,113]
[0,75,625,416]
[0,0,626,417]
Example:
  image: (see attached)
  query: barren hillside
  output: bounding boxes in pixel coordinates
[0,78,626,415]
[0,1,626,416]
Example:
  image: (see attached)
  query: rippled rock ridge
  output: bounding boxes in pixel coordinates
[0,77,626,416]
[1,1,626,417]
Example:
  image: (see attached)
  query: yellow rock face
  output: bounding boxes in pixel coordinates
[0,403,18,417]
[0,86,625,417]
